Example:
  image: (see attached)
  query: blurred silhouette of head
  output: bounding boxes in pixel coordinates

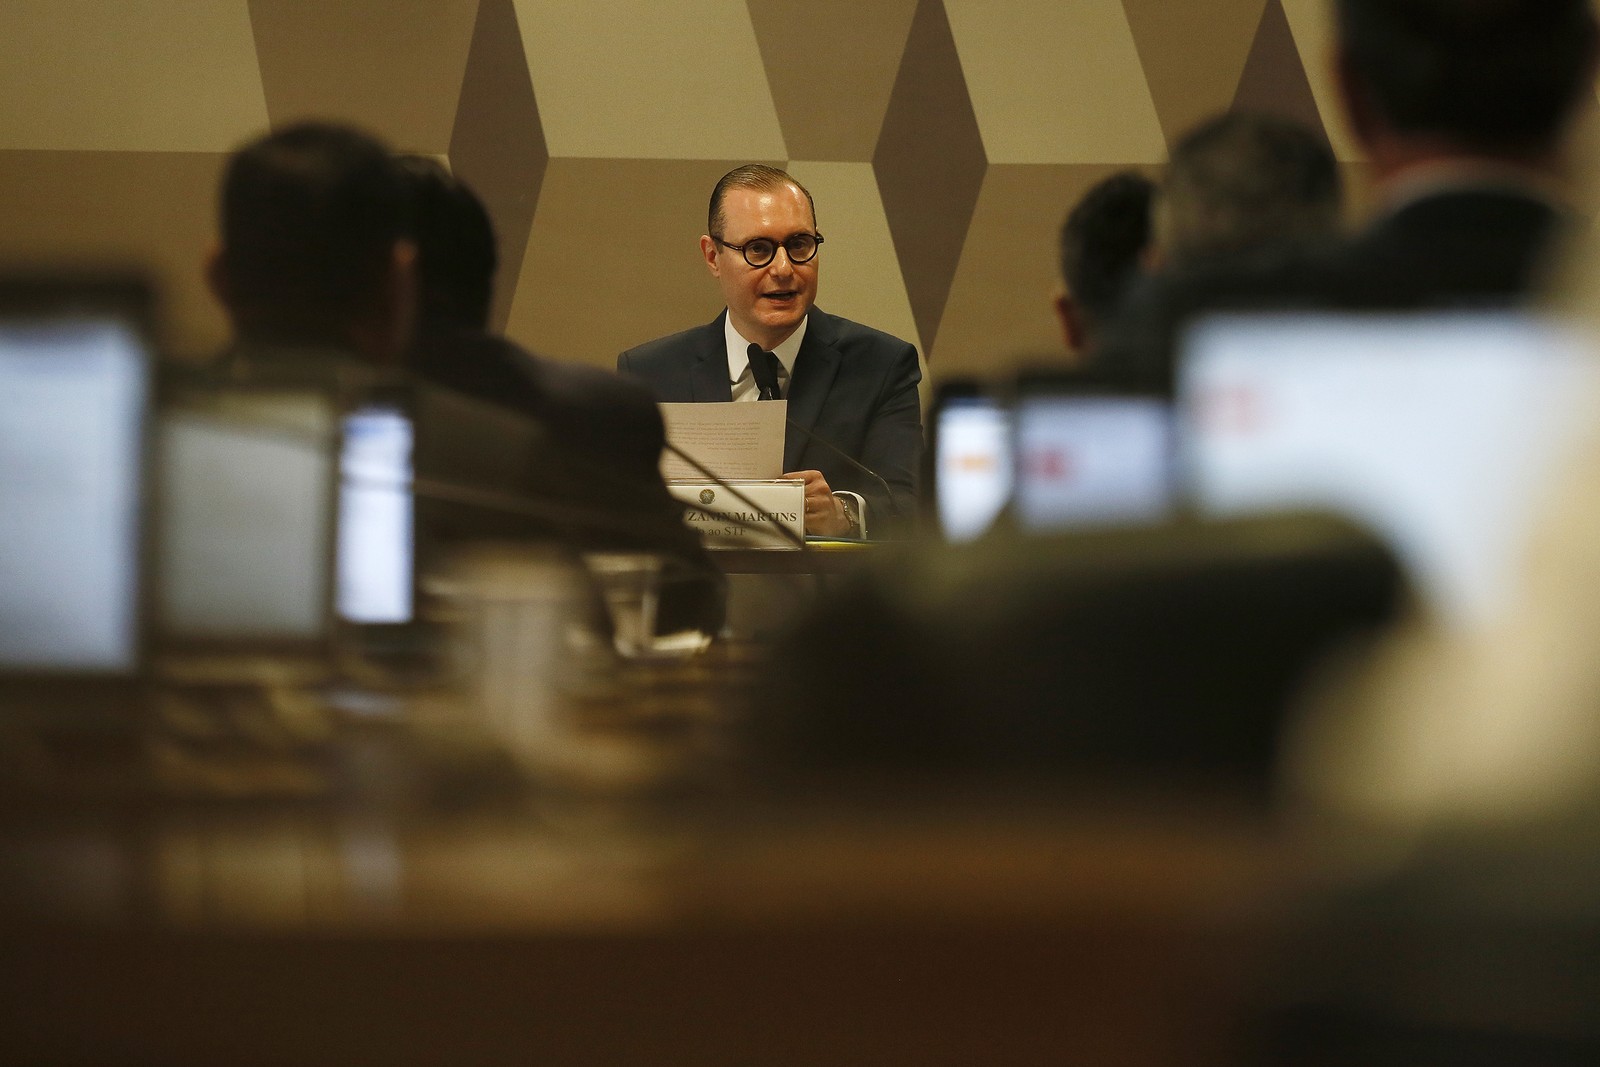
[1335,0,1598,165]
[209,121,414,361]
[1158,112,1342,267]
[395,155,498,333]
[1055,171,1155,355]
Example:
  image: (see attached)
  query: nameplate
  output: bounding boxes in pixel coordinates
[669,479,805,550]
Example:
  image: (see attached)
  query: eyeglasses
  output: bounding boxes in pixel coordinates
[713,231,824,268]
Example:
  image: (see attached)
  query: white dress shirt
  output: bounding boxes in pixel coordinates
[723,313,807,401]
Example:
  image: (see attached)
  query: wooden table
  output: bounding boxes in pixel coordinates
[0,643,1287,1067]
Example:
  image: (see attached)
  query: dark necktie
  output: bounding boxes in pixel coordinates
[763,350,784,400]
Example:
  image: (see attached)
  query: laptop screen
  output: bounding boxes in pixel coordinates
[155,369,580,653]
[0,318,149,672]
[154,389,338,646]
[1012,390,1174,532]
[1179,311,1600,629]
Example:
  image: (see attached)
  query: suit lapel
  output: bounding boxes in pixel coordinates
[783,311,840,471]
[689,313,733,401]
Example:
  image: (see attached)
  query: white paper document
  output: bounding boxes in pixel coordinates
[658,400,787,480]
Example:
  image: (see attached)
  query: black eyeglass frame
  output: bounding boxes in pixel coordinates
[712,231,824,268]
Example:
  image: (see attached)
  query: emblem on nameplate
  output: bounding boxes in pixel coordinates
[667,479,805,551]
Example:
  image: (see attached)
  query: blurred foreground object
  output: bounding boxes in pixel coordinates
[1154,111,1341,269]
[756,511,1405,797]
[1097,0,1598,394]
[1054,171,1155,359]
[1259,816,1600,1065]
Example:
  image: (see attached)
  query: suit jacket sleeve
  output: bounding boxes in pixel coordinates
[854,339,922,530]
[790,314,923,535]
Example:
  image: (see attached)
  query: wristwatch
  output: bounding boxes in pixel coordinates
[832,491,864,539]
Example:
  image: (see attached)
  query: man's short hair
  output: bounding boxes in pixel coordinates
[1161,112,1341,266]
[1336,0,1598,155]
[218,122,408,344]
[707,164,816,238]
[1058,171,1155,331]
[395,155,498,332]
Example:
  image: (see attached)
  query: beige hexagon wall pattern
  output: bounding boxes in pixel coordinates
[748,0,919,162]
[0,151,232,355]
[1123,0,1268,148]
[0,0,268,153]
[945,0,1167,165]
[513,0,786,160]
[0,0,1370,374]
[787,161,921,359]
[250,0,480,154]
[449,0,548,334]
[505,158,742,363]
[937,163,1162,382]
[1280,0,1363,162]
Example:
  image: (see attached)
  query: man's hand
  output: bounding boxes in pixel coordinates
[785,469,851,536]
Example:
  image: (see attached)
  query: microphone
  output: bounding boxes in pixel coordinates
[662,439,808,551]
[224,404,735,573]
[783,416,903,520]
[745,343,904,525]
[745,343,782,400]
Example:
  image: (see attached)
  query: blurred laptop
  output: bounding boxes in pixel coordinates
[930,374,1176,542]
[155,363,596,679]
[0,275,155,723]
[153,379,345,678]
[1179,311,1600,630]
[1010,372,1175,534]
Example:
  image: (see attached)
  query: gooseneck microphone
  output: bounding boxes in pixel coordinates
[745,342,782,401]
[747,342,903,520]
[784,416,901,518]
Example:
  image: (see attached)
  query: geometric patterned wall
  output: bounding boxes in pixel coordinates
[0,0,1368,384]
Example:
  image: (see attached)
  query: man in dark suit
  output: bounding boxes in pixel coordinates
[617,165,922,538]
[1097,0,1598,394]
